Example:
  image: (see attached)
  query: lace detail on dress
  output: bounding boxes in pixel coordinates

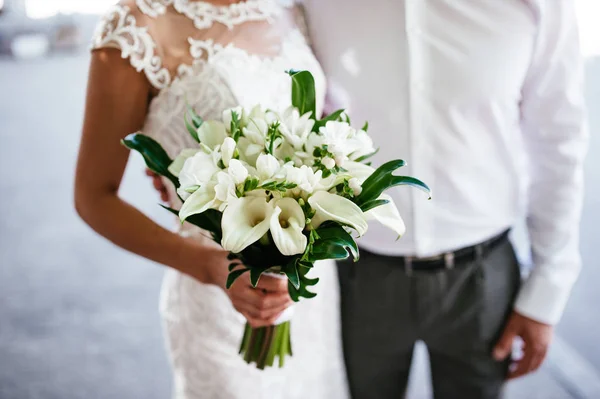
[91,5,171,89]
[136,0,288,29]
[135,0,172,17]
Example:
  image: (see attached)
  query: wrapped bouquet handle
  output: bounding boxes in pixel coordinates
[122,70,430,369]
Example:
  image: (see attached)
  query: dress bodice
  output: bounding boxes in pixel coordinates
[91,0,326,161]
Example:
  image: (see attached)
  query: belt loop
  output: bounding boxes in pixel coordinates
[444,252,455,269]
[475,244,484,262]
[404,257,413,276]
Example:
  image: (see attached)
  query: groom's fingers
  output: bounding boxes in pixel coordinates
[493,315,518,361]
[508,345,535,380]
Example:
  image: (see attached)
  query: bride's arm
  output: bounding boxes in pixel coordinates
[74,49,211,280]
[74,50,290,326]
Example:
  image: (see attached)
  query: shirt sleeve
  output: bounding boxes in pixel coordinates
[515,0,589,325]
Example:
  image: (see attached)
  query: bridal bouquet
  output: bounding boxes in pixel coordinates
[123,70,430,369]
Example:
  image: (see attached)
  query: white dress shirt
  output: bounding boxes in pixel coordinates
[301,0,588,325]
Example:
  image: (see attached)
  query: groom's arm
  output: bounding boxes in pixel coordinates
[516,1,587,326]
[493,1,588,379]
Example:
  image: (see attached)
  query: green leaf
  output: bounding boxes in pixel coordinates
[283,261,300,290]
[228,262,241,272]
[313,224,360,261]
[354,147,380,163]
[287,70,316,119]
[355,160,431,207]
[184,113,200,143]
[313,109,345,132]
[309,245,349,262]
[186,104,203,128]
[160,205,223,241]
[250,267,263,288]
[360,198,390,212]
[121,133,179,188]
[361,121,369,132]
[226,268,249,289]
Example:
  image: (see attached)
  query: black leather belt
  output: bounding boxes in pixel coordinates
[375,229,510,274]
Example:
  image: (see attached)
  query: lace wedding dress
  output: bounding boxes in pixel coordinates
[91,1,349,398]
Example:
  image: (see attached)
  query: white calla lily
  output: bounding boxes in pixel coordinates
[221,137,236,167]
[197,120,227,149]
[179,183,217,221]
[168,149,200,177]
[269,198,307,256]
[365,194,406,236]
[221,197,273,253]
[308,191,368,236]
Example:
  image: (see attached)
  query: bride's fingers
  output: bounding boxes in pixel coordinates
[235,295,292,320]
[237,302,291,328]
[255,275,289,294]
[237,287,291,311]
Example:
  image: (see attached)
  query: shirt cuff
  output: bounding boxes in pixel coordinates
[514,271,575,325]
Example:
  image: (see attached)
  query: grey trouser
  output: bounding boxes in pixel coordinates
[337,237,520,399]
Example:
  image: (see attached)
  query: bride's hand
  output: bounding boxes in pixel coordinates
[200,249,293,328]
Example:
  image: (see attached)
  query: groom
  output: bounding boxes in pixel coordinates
[299,1,588,398]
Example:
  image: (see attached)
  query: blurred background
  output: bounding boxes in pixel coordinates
[0,1,598,398]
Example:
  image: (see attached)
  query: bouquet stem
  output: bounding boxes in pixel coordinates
[239,321,292,369]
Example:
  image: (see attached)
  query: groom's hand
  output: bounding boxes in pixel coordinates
[228,274,293,328]
[146,169,170,203]
[493,311,553,380]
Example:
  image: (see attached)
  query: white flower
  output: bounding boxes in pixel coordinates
[227,159,249,185]
[244,118,269,141]
[168,149,200,177]
[348,178,363,196]
[279,164,324,194]
[214,171,237,209]
[278,106,315,150]
[269,198,307,256]
[222,106,246,129]
[348,129,376,161]
[318,121,360,161]
[308,191,368,236]
[221,197,273,253]
[256,153,280,180]
[236,137,264,166]
[197,120,227,150]
[321,156,336,169]
[340,160,375,183]
[365,194,406,236]
[178,151,220,199]
[221,137,236,167]
[179,182,218,221]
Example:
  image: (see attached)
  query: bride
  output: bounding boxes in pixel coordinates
[74,0,349,398]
